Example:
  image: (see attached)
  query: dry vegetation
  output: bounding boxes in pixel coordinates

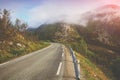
[76,52,110,80]
[0,9,50,63]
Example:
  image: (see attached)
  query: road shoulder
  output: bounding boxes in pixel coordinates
[62,46,76,80]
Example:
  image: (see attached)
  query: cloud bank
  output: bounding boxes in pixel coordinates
[28,0,120,27]
[28,2,89,27]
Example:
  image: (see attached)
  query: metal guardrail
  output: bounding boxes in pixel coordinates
[69,48,80,80]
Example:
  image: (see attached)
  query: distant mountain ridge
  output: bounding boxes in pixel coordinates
[32,23,81,43]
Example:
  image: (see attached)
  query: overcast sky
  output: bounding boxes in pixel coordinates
[0,0,120,27]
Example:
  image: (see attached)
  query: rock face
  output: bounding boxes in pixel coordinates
[97,29,110,45]
[57,24,80,42]
[35,23,80,42]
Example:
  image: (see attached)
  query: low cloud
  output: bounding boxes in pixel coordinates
[28,0,120,27]
[28,2,91,27]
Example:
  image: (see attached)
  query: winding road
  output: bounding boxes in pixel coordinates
[0,43,76,80]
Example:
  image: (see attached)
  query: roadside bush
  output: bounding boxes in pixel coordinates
[10,48,25,56]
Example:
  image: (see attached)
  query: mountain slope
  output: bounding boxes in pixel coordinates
[76,52,110,80]
[34,23,81,43]
[77,4,120,80]
[79,4,120,53]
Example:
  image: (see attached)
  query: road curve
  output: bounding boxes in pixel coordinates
[0,43,63,80]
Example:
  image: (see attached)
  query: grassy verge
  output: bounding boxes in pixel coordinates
[68,38,116,80]
[0,41,50,63]
[75,52,110,80]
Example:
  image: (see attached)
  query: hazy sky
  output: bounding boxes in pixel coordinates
[0,0,120,27]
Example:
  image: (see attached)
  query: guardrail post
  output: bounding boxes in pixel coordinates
[77,60,80,80]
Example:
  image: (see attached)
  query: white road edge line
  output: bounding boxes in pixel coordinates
[62,53,64,57]
[56,62,62,75]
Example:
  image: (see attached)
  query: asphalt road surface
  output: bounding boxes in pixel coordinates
[0,43,64,80]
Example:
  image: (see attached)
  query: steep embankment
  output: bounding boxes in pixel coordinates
[0,26,50,63]
[76,52,110,80]
[0,32,49,63]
